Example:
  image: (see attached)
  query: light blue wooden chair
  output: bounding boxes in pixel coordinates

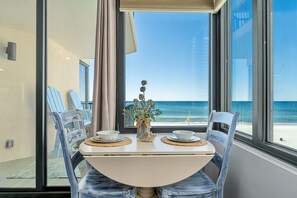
[68,90,92,126]
[47,86,66,113]
[47,86,68,157]
[52,110,136,198]
[47,87,92,157]
[156,111,239,198]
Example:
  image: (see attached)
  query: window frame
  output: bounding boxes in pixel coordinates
[79,60,90,109]
[224,0,297,166]
[116,10,212,133]
[1,0,296,196]
[0,0,75,194]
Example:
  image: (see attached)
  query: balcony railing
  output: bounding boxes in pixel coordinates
[81,101,93,110]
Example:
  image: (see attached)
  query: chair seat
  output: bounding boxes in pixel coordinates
[79,169,136,198]
[156,171,216,198]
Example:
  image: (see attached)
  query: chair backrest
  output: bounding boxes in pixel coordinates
[69,90,83,110]
[205,110,239,191]
[52,111,87,197]
[47,86,65,113]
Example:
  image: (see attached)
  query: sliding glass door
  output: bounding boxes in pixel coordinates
[46,0,97,186]
[0,0,36,188]
[0,0,97,191]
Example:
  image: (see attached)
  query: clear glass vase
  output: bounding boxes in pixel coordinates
[137,123,155,142]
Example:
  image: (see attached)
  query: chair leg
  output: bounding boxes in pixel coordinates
[217,189,223,198]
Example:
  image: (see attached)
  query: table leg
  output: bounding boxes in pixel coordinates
[137,187,157,198]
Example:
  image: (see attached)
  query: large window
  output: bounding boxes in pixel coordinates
[227,0,297,165]
[124,12,209,128]
[230,0,253,135]
[271,0,297,151]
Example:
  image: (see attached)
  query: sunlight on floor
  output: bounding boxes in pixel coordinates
[0,156,70,188]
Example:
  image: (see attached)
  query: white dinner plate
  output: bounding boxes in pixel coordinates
[167,135,200,143]
[91,135,125,143]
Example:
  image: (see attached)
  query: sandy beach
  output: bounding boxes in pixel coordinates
[237,123,297,150]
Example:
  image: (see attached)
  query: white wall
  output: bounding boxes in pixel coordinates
[0,26,80,163]
[206,141,297,198]
[47,37,80,152]
[0,26,36,163]
[47,37,80,105]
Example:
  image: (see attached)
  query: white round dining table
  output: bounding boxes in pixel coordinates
[79,133,215,197]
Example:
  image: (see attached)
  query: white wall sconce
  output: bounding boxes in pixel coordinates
[6,42,17,61]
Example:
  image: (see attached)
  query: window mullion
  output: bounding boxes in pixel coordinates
[222,3,231,113]
[36,0,47,191]
[252,0,265,145]
[265,0,273,145]
[210,13,221,112]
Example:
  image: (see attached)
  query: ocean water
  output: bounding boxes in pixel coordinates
[154,101,209,123]
[126,101,209,123]
[232,101,297,124]
[273,101,297,123]
[125,101,297,124]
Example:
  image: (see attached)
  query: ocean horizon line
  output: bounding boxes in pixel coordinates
[125,100,297,102]
[85,100,297,103]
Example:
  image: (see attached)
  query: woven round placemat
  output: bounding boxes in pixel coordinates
[84,137,132,147]
[161,136,208,147]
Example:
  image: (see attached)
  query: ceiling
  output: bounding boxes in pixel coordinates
[47,0,97,58]
[0,0,97,58]
[0,0,137,58]
[0,0,36,33]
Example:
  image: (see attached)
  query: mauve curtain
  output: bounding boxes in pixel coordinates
[92,0,117,135]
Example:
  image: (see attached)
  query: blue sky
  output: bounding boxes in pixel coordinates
[125,12,209,101]
[125,1,297,102]
[231,0,253,101]
[83,0,297,102]
[231,0,297,101]
[273,0,297,101]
